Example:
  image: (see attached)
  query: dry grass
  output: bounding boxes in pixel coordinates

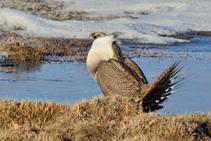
[0,96,211,141]
[0,41,43,62]
[39,37,91,62]
[1,30,211,63]
[0,31,92,63]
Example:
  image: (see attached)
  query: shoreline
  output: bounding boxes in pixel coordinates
[160,31,211,40]
[1,30,211,64]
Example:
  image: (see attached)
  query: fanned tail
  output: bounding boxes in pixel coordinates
[141,62,183,112]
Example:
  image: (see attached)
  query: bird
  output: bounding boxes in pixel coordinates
[89,32,148,84]
[86,32,182,112]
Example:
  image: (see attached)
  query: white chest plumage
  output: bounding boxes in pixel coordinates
[86,35,115,79]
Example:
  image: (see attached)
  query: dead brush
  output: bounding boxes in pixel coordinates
[40,38,91,56]
[0,36,92,63]
[0,31,92,63]
[39,38,91,62]
[0,40,43,63]
[0,97,211,141]
[0,100,72,129]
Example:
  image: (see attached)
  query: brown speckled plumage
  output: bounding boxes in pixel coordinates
[88,32,183,112]
[112,42,148,85]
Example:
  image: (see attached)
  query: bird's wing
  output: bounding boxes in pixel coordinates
[141,62,183,112]
[111,41,148,84]
[95,59,142,98]
[123,57,148,84]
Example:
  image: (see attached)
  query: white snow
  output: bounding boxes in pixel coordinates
[1,0,211,44]
[62,0,187,17]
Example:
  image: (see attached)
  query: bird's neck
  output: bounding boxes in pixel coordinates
[87,35,115,78]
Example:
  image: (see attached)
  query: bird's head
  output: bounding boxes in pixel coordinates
[87,32,116,78]
[90,32,107,39]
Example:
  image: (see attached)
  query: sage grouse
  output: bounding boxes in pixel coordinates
[87,32,182,112]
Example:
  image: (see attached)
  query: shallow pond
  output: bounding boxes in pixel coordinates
[0,36,211,114]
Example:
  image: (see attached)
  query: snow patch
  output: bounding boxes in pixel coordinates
[1,0,211,44]
[0,8,187,44]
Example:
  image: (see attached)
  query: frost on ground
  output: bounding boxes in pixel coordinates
[0,0,211,44]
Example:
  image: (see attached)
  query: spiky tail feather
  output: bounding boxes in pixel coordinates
[141,62,183,112]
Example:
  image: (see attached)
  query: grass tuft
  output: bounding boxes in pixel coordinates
[0,31,92,63]
[0,96,211,141]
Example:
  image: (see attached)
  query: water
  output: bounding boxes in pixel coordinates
[0,36,211,114]
[128,36,211,53]
[165,36,211,52]
[0,62,101,104]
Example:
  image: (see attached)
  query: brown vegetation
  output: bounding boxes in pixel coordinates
[0,96,211,141]
[1,30,211,64]
[0,31,92,63]
[160,31,211,40]
[0,41,43,62]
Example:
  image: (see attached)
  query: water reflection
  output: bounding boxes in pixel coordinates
[0,62,41,73]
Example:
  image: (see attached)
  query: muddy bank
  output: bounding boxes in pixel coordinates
[160,31,211,40]
[0,96,210,141]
